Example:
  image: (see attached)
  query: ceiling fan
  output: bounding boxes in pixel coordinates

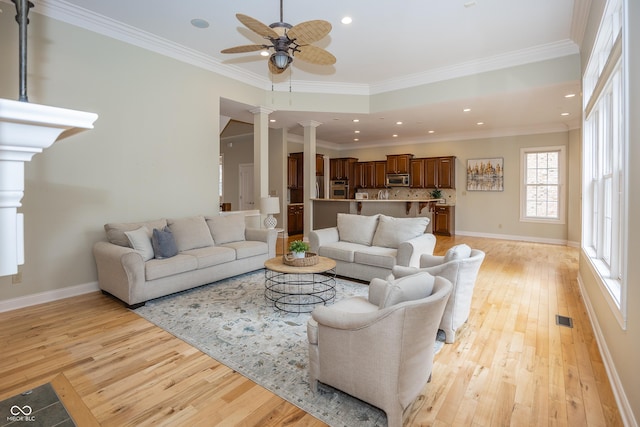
[221,0,336,75]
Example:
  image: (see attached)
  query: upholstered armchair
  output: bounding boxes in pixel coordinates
[392,244,485,343]
[307,272,452,427]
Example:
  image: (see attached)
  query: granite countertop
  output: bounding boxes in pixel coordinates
[311,198,444,203]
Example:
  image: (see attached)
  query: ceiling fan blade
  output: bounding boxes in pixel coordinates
[268,60,288,74]
[236,13,278,39]
[221,44,266,54]
[295,45,336,65]
[287,20,332,45]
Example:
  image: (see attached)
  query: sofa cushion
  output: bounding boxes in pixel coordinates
[105,218,167,247]
[145,254,198,281]
[152,227,179,259]
[124,226,154,261]
[337,213,379,246]
[354,246,398,269]
[220,241,268,259]
[167,216,214,252]
[444,244,472,262]
[181,246,236,268]
[372,215,429,249]
[206,214,246,244]
[381,272,435,308]
[317,241,367,263]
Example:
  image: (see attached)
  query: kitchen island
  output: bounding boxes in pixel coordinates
[312,198,446,231]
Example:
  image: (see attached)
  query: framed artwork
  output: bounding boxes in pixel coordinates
[467,158,504,191]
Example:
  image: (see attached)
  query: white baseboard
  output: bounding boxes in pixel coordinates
[0,281,100,313]
[576,274,637,427]
[455,229,569,246]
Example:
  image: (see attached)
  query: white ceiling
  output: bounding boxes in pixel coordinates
[25,0,585,147]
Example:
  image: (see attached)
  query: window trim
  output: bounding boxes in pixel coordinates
[519,146,566,225]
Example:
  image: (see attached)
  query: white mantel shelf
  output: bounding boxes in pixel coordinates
[0,98,98,277]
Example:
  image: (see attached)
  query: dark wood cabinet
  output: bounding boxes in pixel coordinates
[433,205,455,236]
[329,157,357,180]
[287,156,298,189]
[410,156,456,189]
[287,204,304,235]
[373,161,387,188]
[386,154,412,174]
[410,159,425,188]
[316,154,324,176]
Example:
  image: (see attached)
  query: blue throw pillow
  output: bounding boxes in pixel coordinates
[152,227,178,259]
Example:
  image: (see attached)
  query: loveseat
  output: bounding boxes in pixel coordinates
[309,213,436,282]
[93,213,276,307]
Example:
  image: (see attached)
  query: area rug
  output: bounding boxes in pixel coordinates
[134,270,445,427]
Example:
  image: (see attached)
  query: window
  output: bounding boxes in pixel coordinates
[520,146,565,224]
[582,0,627,326]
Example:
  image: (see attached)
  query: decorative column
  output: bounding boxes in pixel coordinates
[250,107,274,207]
[299,120,321,238]
[0,100,98,276]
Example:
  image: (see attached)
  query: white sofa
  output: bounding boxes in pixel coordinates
[93,213,276,307]
[309,213,436,282]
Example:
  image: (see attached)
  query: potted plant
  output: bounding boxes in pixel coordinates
[430,188,443,200]
[288,240,310,258]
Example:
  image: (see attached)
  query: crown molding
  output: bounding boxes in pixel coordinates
[570,0,592,48]
[370,40,580,95]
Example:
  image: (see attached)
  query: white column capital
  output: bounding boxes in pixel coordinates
[250,106,275,116]
[298,120,322,128]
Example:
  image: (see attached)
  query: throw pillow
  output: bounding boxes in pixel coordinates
[372,215,429,248]
[167,216,214,252]
[380,272,435,308]
[205,213,246,244]
[444,243,472,262]
[152,227,178,259]
[337,213,379,246]
[104,218,167,247]
[124,226,154,261]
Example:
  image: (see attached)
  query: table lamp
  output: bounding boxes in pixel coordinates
[260,196,280,229]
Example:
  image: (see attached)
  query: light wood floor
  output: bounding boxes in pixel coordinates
[0,236,623,426]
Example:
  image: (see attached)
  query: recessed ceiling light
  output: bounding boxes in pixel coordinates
[353,119,359,123]
[190,18,209,29]
[477,122,484,125]
[354,130,360,133]
[561,112,570,116]
[464,1,477,8]
[354,138,359,141]
[341,16,352,24]
[270,119,276,122]
[564,93,576,98]
[428,130,435,134]
[396,121,403,125]
[392,134,398,138]
[463,108,471,112]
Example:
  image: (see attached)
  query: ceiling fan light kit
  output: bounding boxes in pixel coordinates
[221,0,335,75]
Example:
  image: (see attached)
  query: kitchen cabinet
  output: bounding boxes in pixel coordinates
[316,154,324,176]
[354,161,387,189]
[386,154,412,174]
[329,157,357,180]
[287,156,298,189]
[412,156,456,189]
[287,204,304,235]
[433,205,455,236]
[373,161,387,188]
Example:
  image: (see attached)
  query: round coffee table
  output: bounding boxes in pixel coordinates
[264,256,337,313]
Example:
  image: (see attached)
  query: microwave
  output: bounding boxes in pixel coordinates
[386,174,410,187]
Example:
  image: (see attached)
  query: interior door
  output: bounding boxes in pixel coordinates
[239,163,254,210]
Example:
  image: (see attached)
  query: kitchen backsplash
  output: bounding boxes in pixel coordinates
[356,188,456,205]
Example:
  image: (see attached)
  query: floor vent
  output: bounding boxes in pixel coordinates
[556,314,574,328]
